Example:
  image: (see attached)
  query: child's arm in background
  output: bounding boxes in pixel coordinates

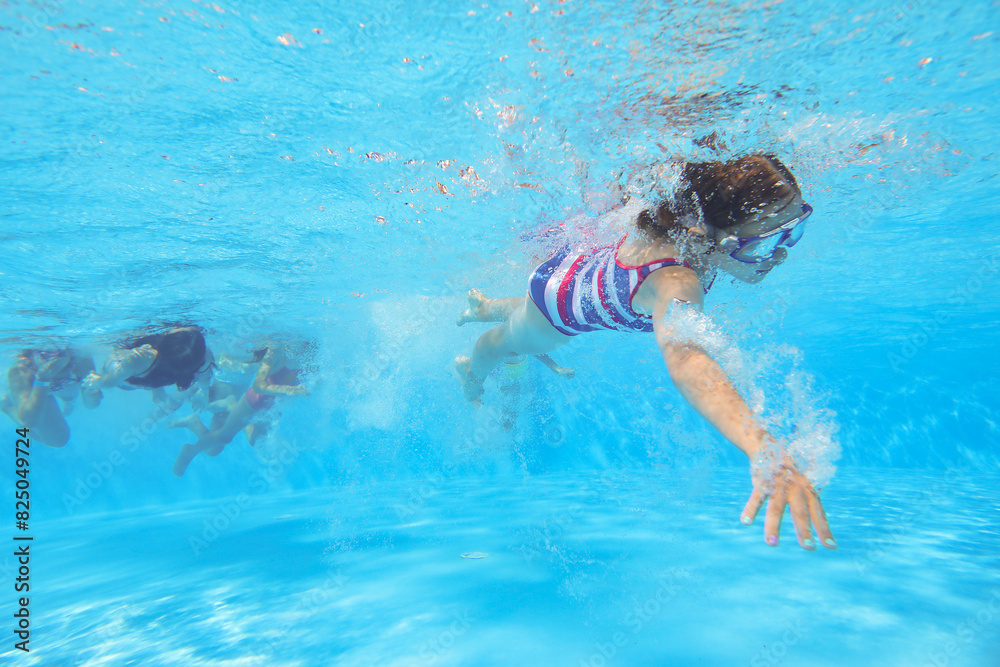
[83,345,157,389]
[251,349,309,397]
[535,354,576,379]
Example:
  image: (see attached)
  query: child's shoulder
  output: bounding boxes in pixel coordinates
[618,229,680,264]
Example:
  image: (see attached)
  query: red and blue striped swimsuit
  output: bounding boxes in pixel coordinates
[527,236,693,336]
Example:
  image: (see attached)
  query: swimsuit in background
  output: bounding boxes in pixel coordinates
[496,355,528,383]
[528,236,693,336]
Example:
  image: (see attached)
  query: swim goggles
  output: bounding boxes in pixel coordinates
[717,203,812,263]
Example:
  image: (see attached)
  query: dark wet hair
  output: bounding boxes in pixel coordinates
[637,154,802,238]
[122,327,208,390]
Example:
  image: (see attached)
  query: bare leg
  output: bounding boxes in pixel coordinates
[172,397,258,476]
[172,433,228,476]
[172,444,201,477]
[206,396,239,413]
[457,289,526,326]
[456,292,571,402]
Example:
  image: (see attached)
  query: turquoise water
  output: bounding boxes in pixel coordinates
[2,0,999,664]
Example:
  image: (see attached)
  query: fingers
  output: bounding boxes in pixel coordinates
[741,488,764,526]
[808,492,837,549]
[742,461,836,551]
[763,487,787,547]
[786,482,816,550]
[747,477,834,551]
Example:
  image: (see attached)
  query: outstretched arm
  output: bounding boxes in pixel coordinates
[217,353,255,375]
[84,345,157,389]
[643,267,835,551]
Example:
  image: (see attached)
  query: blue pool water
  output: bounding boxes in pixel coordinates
[2,0,999,664]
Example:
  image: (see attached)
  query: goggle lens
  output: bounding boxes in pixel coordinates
[785,219,807,248]
[729,203,811,262]
[736,235,784,260]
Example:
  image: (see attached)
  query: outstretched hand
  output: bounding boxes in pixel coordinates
[740,457,836,551]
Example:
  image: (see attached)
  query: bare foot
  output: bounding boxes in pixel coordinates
[454,356,484,404]
[456,289,490,326]
[555,366,577,379]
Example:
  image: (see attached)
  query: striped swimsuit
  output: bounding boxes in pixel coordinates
[527,236,694,336]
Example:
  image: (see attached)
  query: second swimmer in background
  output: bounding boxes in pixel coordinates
[169,346,307,477]
[83,326,214,411]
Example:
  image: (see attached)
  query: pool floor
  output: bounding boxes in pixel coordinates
[6,467,998,666]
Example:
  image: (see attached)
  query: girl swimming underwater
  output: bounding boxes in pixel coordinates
[169,345,307,477]
[456,154,835,551]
